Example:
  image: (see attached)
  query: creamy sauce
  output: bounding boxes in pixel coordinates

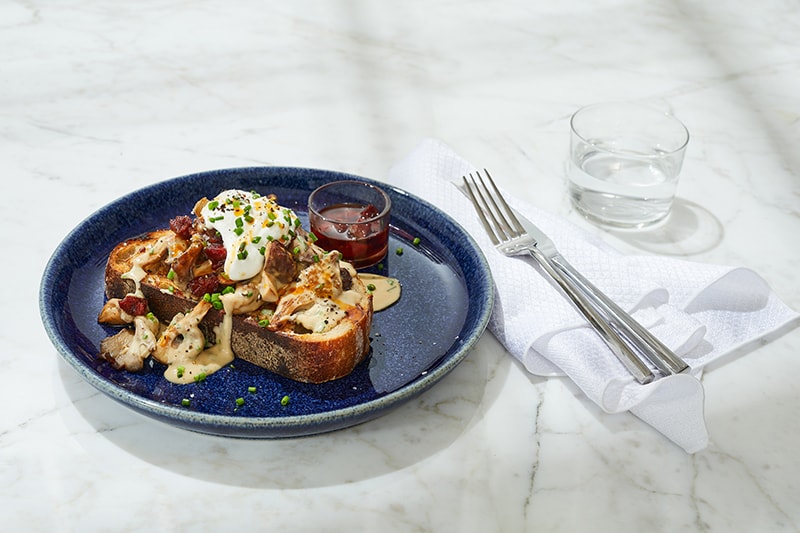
[334,289,366,308]
[293,299,346,333]
[358,273,401,311]
[163,295,236,384]
[121,257,148,296]
[200,190,301,281]
[122,235,172,294]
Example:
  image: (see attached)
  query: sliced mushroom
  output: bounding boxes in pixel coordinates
[269,251,346,330]
[170,240,204,282]
[270,290,317,329]
[256,271,280,304]
[300,251,343,297]
[191,259,214,278]
[153,300,212,365]
[193,197,209,218]
[100,329,138,370]
[98,298,130,325]
[137,235,170,270]
[99,315,159,371]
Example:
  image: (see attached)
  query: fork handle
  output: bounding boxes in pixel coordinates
[524,248,655,384]
[549,254,690,376]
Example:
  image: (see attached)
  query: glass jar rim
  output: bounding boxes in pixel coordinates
[308,180,392,223]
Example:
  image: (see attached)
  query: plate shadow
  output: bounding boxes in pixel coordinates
[56,339,503,489]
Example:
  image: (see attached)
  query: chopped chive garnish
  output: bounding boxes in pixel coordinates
[367,283,376,291]
[194,372,207,382]
[222,286,235,295]
[167,269,176,280]
[396,247,404,256]
[258,319,269,327]
[259,246,266,255]
[181,398,190,407]
[412,237,421,246]
[248,386,257,393]
[233,227,244,236]
[235,397,245,407]
[176,366,185,378]
[237,250,248,260]
[207,200,219,210]
[280,395,290,406]
[252,236,262,243]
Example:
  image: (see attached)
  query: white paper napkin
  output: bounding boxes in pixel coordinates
[387,139,800,453]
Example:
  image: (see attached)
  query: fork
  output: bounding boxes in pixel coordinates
[462,169,690,384]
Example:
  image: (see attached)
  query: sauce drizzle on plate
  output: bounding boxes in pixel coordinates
[359,273,401,311]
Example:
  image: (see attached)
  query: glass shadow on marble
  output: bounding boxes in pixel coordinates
[605,197,724,256]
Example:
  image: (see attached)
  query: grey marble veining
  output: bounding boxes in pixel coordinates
[3,0,799,531]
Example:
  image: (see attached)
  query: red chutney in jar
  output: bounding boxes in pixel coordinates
[311,203,389,269]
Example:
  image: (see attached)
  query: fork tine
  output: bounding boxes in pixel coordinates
[463,173,501,245]
[472,172,511,240]
[479,169,526,236]
[472,171,517,239]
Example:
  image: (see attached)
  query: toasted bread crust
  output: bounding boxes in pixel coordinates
[104,231,373,383]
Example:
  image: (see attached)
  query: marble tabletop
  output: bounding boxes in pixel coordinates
[4,1,800,531]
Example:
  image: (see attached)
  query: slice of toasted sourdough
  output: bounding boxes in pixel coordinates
[104,231,373,384]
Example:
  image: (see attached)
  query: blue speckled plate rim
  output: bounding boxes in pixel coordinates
[40,166,494,436]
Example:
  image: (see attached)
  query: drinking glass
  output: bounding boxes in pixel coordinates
[568,102,689,228]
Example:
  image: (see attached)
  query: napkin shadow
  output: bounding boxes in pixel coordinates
[605,198,724,256]
[701,316,800,373]
[56,342,506,489]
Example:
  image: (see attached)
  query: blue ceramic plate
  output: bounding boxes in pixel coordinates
[40,167,493,438]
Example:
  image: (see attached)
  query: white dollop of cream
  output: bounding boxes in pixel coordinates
[200,190,301,281]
